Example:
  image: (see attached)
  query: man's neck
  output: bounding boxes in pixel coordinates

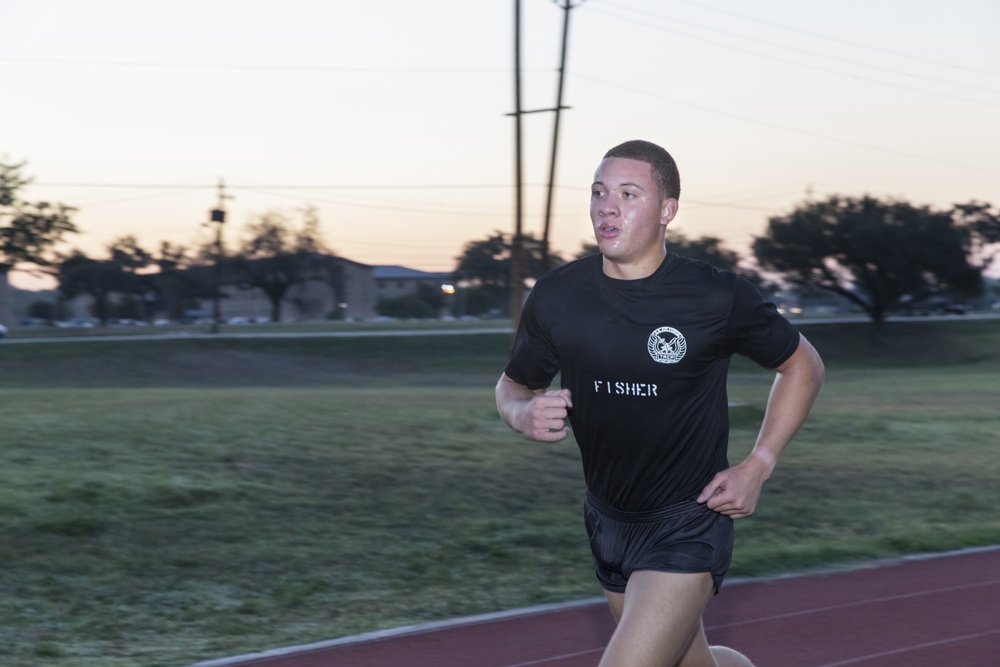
[602,247,668,281]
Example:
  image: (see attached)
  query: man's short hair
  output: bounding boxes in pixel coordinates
[604,140,681,201]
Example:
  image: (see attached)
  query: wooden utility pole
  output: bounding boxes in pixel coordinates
[541,0,581,274]
[510,0,526,330]
[508,0,578,329]
[209,178,231,334]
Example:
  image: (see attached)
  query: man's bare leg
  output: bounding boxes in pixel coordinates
[601,570,754,667]
[599,570,712,667]
[678,620,755,667]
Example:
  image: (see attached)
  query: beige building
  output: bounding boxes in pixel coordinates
[218,256,374,322]
[217,260,453,322]
[42,256,454,325]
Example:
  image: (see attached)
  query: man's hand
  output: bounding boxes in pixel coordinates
[700,335,824,519]
[496,374,573,442]
[515,388,573,441]
[696,454,772,518]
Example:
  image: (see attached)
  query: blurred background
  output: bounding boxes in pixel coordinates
[1,0,998,327]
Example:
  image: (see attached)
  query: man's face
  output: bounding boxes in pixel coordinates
[590,157,676,273]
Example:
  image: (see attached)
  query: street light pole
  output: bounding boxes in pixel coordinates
[209,178,231,334]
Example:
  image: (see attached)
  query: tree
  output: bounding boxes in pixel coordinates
[56,251,125,324]
[0,160,78,274]
[666,231,741,271]
[752,195,984,326]
[55,237,162,324]
[375,283,449,319]
[456,231,563,288]
[0,160,78,327]
[952,201,1000,274]
[27,299,58,322]
[456,232,510,288]
[454,231,564,315]
[152,241,214,321]
[228,207,329,322]
[105,235,162,320]
[108,234,152,273]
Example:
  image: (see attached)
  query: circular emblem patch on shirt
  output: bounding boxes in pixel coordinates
[647,326,687,364]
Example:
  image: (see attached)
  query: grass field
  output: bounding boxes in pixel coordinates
[1,319,998,666]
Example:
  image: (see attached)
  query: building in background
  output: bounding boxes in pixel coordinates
[215,261,453,322]
[9,256,455,326]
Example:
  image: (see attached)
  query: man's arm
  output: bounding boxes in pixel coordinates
[697,333,825,517]
[496,373,573,442]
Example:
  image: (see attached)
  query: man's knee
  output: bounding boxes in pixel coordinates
[709,645,755,667]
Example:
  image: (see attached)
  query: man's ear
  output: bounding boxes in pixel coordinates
[660,198,679,227]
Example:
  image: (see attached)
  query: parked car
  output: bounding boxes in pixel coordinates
[0,323,7,338]
[900,295,968,316]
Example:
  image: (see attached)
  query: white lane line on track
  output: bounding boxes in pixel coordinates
[813,628,1000,666]
[503,647,604,667]
[706,578,1000,631]
[187,547,1000,667]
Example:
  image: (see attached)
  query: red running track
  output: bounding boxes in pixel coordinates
[191,547,1000,667]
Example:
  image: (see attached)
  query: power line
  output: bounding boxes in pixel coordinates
[235,186,517,218]
[29,182,541,216]
[29,180,591,218]
[670,0,1000,78]
[0,56,527,75]
[58,188,204,209]
[55,179,783,215]
[573,73,1000,176]
[584,3,1000,109]
[591,0,1000,96]
[31,182,523,190]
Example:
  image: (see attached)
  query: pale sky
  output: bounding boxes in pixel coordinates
[2,0,998,290]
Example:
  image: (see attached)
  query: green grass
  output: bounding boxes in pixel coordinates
[1,319,999,666]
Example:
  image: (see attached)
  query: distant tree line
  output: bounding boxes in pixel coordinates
[51,209,343,326]
[3,161,347,325]
[454,197,1000,328]
[3,160,1000,327]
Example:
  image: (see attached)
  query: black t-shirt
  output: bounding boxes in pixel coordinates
[505,252,800,512]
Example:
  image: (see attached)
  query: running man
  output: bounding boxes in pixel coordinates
[496,139,825,666]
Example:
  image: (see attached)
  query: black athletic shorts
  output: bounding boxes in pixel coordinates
[583,492,734,594]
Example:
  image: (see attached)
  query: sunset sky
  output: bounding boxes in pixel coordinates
[2,0,998,290]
